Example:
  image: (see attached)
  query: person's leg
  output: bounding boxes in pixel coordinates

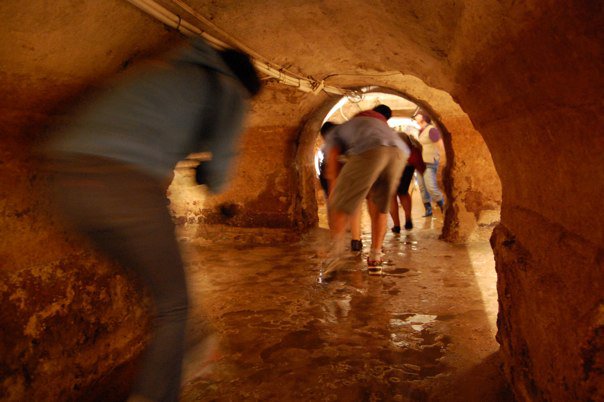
[322,207,350,280]
[328,149,388,253]
[328,208,348,255]
[416,170,433,216]
[365,147,405,263]
[350,204,362,241]
[398,165,415,229]
[350,204,363,251]
[416,170,431,204]
[367,198,388,258]
[53,160,189,402]
[400,194,413,229]
[120,212,189,402]
[389,194,401,233]
[423,163,444,203]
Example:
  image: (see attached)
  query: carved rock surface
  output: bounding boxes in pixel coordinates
[0,0,601,400]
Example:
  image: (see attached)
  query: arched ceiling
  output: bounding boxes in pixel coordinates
[0,3,602,401]
[171,0,462,86]
[0,0,523,112]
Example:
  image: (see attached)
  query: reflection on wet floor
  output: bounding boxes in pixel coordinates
[178,203,510,401]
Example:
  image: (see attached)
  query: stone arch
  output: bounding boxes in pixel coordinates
[292,81,501,243]
[0,1,601,400]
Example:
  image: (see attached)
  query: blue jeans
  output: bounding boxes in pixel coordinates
[417,162,444,204]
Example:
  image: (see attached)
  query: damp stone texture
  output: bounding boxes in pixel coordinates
[0,0,601,401]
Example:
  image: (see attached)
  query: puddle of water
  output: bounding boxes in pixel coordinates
[390,313,436,328]
[387,313,450,379]
[387,268,410,275]
[400,234,418,245]
[436,314,456,321]
[178,207,500,401]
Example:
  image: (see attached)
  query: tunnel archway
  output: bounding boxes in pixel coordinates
[309,89,453,233]
[293,83,501,243]
[1,1,601,400]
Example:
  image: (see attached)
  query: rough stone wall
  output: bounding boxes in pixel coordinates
[0,111,150,401]
[168,82,320,229]
[170,76,503,242]
[449,2,604,401]
[314,75,502,243]
[0,1,175,399]
[439,113,502,242]
[491,223,603,402]
[0,0,601,400]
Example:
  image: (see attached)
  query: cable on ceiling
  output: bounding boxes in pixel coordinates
[126,0,347,96]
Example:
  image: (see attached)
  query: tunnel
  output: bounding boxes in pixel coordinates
[0,1,602,401]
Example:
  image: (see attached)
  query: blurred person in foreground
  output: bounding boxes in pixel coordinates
[323,105,409,277]
[42,37,261,402]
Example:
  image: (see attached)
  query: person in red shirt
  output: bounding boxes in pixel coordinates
[390,130,426,231]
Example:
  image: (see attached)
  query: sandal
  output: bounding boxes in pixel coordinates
[367,257,383,275]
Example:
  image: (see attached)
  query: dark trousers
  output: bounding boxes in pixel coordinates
[50,156,188,402]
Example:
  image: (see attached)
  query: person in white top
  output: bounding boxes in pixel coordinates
[414,110,445,217]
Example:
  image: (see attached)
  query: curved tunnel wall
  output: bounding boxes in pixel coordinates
[171,78,502,243]
[0,2,176,400]
[447,3,603,400]
[285,82,502,243]
[0,1,602,400]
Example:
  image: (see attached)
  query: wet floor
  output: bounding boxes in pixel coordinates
[176,196,512,401]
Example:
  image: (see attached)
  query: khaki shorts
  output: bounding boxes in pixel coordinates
[329,146,405,214]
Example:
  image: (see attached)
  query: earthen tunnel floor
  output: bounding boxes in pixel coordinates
[176,193,512,401]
